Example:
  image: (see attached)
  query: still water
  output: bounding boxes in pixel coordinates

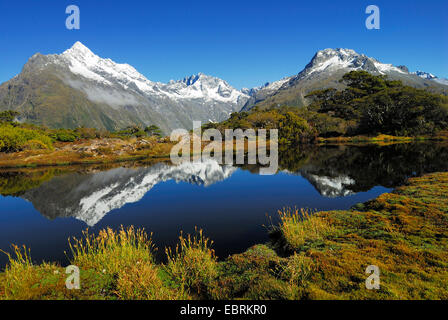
[1,143,447,268]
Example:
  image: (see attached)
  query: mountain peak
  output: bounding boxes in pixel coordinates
[180,73,230,87]
[316,48,358,57]
[413,71,437,80]
[299,47,405,78]
[64,41,94,56]
[72,41,88,49]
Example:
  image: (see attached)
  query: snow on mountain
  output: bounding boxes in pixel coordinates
[242,77,294,97]
[1,41,252,132]
[412,70,437,80]
[23,159,237,226]
[59,42,248,105]
[162,73,249,103]
[242,48,448,110]
[412,71,448,85]
[3,43,447,130]
[298,48,405,80]
[434,78,448,85]
[240,76,294,111]
[300,172,355,197]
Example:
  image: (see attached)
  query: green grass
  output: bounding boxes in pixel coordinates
[0,124,53,152]
[1,172,448,300]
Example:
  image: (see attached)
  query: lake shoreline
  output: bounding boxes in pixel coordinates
[1,134,446,169]
[1,171,447,300]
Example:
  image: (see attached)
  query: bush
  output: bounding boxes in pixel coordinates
[50,129,79,142]
[75,127,102,139]
[115,125,146,138]
[278,112,317,144]
[306,71,448,136]
[0,110,20,124]
[0,125,53,152]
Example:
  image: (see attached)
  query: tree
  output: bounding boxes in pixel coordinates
[307,71,448,136]
[144,125,162,137]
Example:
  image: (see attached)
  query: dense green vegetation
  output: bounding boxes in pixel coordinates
[0,124,54,152]
[1,172,447,300]
[208,71,448,141]
[0,110,163,153]
[115,125,163,138]
[306,71,448,136]
[205,108,317,144]
[0,111,20,124]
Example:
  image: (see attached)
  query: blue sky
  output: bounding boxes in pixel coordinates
[0,0,447,89]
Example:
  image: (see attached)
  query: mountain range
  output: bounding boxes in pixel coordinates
[241,48,448,111]
[23,159,237,226]
[1,42,447,133]
[21,159,363,226]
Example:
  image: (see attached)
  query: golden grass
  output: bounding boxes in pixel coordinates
[165,228,218,297]
[116,263,182,300]
[0,245,67,300]
[68,226,155,274]
[277,208,333,251]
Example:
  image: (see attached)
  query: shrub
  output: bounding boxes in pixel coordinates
[0,110,20,124]
[0,245,35,299]
[0,125,53,152]
[75,128,98,139]
[278,112,317,144]
[50,129,78,142]
[115,125,146,138]
[144,125,162,137]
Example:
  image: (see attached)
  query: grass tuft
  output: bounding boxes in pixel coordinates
[165,227,218,297]
[68,226,155,275]
[276,208,333,252]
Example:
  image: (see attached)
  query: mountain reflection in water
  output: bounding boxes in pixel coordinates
[21,160,236,227]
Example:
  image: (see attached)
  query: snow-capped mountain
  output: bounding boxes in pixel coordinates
[0,42,249,133]
[61,42,158,91]
[241,77,293,111]
[170,73,249,104]
[242,77,292,96]
[23,159,237,226]
[295,48,406,80]
[413,71,437,80]
[1,43,447,127]
[62,42,249,105]
[299,172,355,197]
[434,78,448,86]
[243,48,448,110]
[412,70,448,85]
